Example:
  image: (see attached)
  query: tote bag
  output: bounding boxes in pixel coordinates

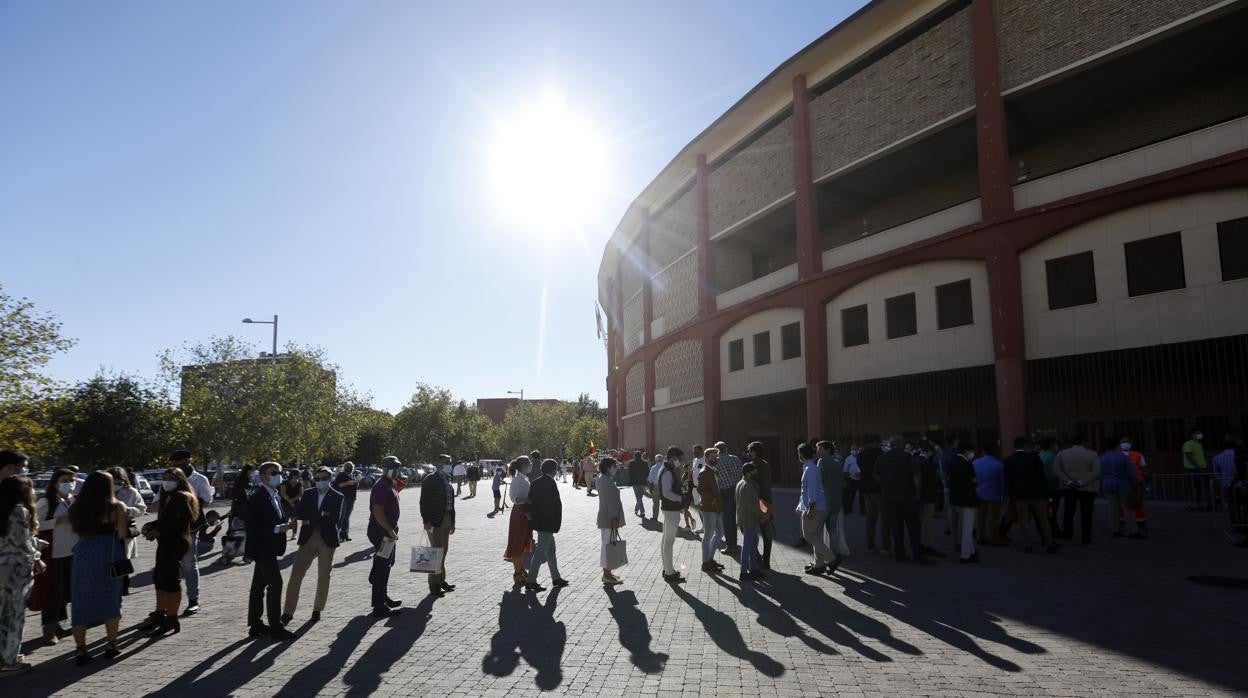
[409,532,444,574]
[604,529,628,569]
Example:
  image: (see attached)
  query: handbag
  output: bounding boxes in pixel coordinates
[110,528,134,578]
[759,499,773,525]
[604,528,628,569]
[409,531,445,574]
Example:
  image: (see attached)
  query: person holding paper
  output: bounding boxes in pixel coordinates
[368,456,404,618]
[420,454,457,598]
[281,467,343,625]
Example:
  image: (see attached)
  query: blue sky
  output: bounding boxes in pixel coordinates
[0,1,862,412]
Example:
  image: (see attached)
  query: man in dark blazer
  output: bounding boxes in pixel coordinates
[245,461,294,639]
[420,454,456,598]
[281,466,343,624]
[526,459,568,591]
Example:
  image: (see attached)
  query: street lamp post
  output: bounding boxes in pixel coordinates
[242,314,278,358]
[507,389,524,402]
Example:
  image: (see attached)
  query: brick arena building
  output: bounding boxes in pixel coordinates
[597,0,1248,483]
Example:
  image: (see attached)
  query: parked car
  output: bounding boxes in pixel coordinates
[133,474,157,505]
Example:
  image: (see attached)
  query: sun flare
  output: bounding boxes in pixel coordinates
[488,94,610,239]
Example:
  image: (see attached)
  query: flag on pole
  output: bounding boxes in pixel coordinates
[595,303,604,339]
[588,440,597,455]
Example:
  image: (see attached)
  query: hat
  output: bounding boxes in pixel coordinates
[380,455,402,467]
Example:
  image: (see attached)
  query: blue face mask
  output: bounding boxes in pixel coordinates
[315,480,330,492]
[58,481,73,495]
[267,474,282,488]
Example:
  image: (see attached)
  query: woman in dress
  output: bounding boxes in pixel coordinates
[36,468,76,645]
[503,456,534,585]
[0,476,45,676]
[596,458,625,585]
[141,468,198,637]
[107,467,146,597]
[68,471,129,664]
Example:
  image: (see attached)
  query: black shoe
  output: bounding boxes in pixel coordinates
[138,611,163,632]
[372,606,400,618]
[738,573,755,582]
[805,565,828,575]
[960,556,980,564]
[248,623,270,637]
[75,647,93,666]
[429,588,446,598]
[524,582,547,592]
[310,610,321,622]
[1127,532,1149,539]
[550,578,570,588]
[280,613,293,626]
[438,583,456,592]
[914,556,936,565]
[662,572,687,584]
[828,554,845,573]
[1046,544,1061,554]
[270,627,295,640]
[104,641,121,659]
[747,570,766,580]
[895,555,911,563]
[385,598,402,608]
[1024,546,1034,554]
[182,601,199,617]
[922,547,946,558]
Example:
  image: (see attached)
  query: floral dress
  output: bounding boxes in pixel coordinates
[0,507,40,666]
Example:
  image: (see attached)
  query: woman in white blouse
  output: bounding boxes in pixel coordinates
[36,468,77,645]
[502,457,534,586]
[107,467,146,596]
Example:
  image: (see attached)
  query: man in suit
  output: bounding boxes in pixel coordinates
[526,459,569,591]
[280,467,344,624]
[245,461,294,640]
[420,454,456,598]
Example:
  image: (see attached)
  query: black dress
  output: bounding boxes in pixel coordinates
[153,494,193,593]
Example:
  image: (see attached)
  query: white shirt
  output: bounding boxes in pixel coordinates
[37,497,79,558]
[510,472,531,502]
[647,462,664,485]
[262,484,284,533]
[188,469,214,504]
[844,454,861,480]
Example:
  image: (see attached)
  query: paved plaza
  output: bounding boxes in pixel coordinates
[11,479,1247,697]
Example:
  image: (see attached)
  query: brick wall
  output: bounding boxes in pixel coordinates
[654,401,706,453]
[650,188,698,272]
[995,0,1222,90]
[652,252,699,335]
[624,362,645,415]
[810,6,974,181]
[622,293,644,354]
[708,114,795,235]
[654,338,704,403]
[620,414,647,450]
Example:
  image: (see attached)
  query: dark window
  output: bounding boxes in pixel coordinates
[728,339,744,372]
[935,279,974,329]
[841,305,869,347]
[780,322,801,360]
[751,253,770,281]
[1125,232,1185,296]
[1045,251,1097,310]
[884,293,917,339]
[1218,217,1248,281]
[753,331,770,367]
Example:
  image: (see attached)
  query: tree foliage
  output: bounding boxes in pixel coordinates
[0,283,77,402]
[52,373,177,471]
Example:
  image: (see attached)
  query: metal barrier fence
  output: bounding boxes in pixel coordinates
[1147,472,1246,542]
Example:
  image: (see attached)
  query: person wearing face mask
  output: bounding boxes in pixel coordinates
[696,448,725,574]
[244,461,295,640]
[735,462,764,581]
[105,467,145,596]
[1116,438,1149,539]
[333,462,359,542]
[280,467,343,625]
[35,468,77,645]
[1002,437,1059,554]
[947,443,980,562]
[141,468,199,638]
[842,444,861,514]
[1054,435,1100,544]
[367,457,406,615]
[658,446,687,583]
[420,454,456,599]
[170,450,210,617]
[1182,428,1210,511]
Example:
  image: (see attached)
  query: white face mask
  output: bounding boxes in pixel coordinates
[1194,433,1203,441]
[1120,442,1131,451]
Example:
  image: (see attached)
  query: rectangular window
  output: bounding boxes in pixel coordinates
[1125,232,1185,296]
[780,322,801,360]
[935,279,974,329]
[753,331,771,366]
[1218,217,1248,282]
[841,304,869,347]
[728,339,744,372]
[1045,251,1097,310]
[884,293,917,339]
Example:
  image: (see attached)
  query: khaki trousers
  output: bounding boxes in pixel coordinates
[283,532,335,615]
[428,519,452,591]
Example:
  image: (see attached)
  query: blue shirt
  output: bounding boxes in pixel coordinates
[797,459,826,512]
[972,455,1005,502]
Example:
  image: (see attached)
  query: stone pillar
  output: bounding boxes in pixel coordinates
[792,74,821,279]
[985,233,1026,449]
[641,220,653,344]
[702,331,720,445]
[802,291,828,440]
[644,353,656,457]
[971,0,1014,220]
[695,155,714,317]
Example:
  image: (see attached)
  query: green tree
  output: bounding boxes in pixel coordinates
[52,373,177,471]
[0,283,77,402]
[389,386,500,464]
[564,415,607,460]
[349,408,394,466]
[0,396,65,469]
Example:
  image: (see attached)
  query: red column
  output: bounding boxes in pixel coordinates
[792,74,821,279]
[702,331,720,445]
[971,0,1013,220]
[644,352,656,456]
[606,372,618,449]
[695,155,714,317]
[641,220,653,345]
[985,233,1026,449]
[802,290,828,440]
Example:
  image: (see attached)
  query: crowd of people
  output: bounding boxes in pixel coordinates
[1,426,1244,678]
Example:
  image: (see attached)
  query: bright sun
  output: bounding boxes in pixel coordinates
[488,94,610,239]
